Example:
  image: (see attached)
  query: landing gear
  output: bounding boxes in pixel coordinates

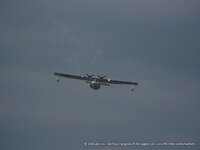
[56,77,59,82]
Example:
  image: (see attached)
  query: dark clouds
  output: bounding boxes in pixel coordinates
[0,0,200,149]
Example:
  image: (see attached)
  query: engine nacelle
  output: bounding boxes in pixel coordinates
[90,81,101,90]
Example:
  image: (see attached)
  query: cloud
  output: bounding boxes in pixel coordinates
[0,0,200,149]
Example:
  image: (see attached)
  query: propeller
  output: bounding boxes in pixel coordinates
[98,75,106,80]
[86,74,94,78]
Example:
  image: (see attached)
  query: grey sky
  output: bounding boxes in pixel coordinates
[0,0,200,149]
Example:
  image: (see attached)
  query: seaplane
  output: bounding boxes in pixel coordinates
[54,72,138,91]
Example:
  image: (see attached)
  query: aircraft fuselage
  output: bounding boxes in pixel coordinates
[89,81,101,90]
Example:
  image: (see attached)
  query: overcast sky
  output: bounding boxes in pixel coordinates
[0,0,200,149]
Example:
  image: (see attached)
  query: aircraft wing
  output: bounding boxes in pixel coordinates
[54,72,138,86]
[54,72,91,81]
[99,78,138,85]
